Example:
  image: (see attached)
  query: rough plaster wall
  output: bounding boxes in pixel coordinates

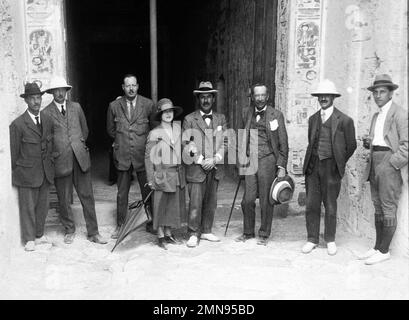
[0,0,25,276]
[322,0,408,256]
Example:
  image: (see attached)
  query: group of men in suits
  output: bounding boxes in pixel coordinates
[10,77,107,251]
[10,74,406,265]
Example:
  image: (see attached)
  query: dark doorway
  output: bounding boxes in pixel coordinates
[64,0,218,152]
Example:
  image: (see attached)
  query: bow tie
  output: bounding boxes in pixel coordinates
[202,114,213,121]
[255,110,265,117]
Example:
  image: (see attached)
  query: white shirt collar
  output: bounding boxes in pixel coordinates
[255,105,267,113]
[200,110,213,116]
[54,100,66,113]
[127,96,137,106]
[321,106,334,118]
[27,109,40,124]
[379,99,392,114]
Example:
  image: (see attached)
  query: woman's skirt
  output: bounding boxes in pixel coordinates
[153,186,186,229]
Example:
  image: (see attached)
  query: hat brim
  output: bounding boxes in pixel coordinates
[193,89,218,95]
[367,83,399,92]
[45,85,72,93]
[20,92,45,98]
[154,106,184,121]
[311,92,341,97]
[269,176,295,205]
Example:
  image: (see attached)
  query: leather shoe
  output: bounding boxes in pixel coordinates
[88,234,108,245]
[187,235,199,248]
[257,237,268,246]
[200,233,220,242]
[301,242,317,254]
[158,237,168,250]
[365,251,390,265]
[64,233,75,244]
[25,241,35,252]
[165,235,181,245]
[235,234,255,242]
[327,242,337,256]
[111,226,121,239]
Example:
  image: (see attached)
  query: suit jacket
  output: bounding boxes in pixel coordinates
[363,102,408,181]
[42,100,91,178]
[107,95,154,172]
[182,110,228,183]
[240,105,289,169]
[145,122,186,192]
[9,110,54,187]
[303,107,357,177]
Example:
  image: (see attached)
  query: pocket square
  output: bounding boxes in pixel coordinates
[270,120,279,131]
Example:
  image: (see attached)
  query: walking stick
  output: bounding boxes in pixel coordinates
[224,177,242,236]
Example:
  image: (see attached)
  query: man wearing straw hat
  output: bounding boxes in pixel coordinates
[359,74,408,265]
[302,79,356,256]
[43,76,107,245]
[10,82,54,251]
[182,81,227,248]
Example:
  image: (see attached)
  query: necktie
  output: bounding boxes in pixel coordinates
[61,104,66,116]
[35,116,42,131]
[321,110,326,123]
[128,102,133,119]
[255,110,264,122]
[202,114,212,126]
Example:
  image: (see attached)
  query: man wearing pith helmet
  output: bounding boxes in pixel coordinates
[302,79,357,256]
[43,76,107,245]
[359,74,408,265]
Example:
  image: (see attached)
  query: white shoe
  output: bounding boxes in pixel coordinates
[327,242,337,256]
[35,235,50,245]
[357,248,378,260]
[24,241,35,252]
[186,235,198,248]
[302,242,317,254]
[365,251,391,265]
[200,233,220,242]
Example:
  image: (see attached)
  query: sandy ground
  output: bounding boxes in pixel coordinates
[1,153,408,300]
[1,205,408,300]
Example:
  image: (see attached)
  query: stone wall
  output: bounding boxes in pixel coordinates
[322,0,408,256]
[0,0,26,276]
[277,0,408,256]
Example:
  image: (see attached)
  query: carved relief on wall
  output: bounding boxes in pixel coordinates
[29,29,53,75]
[26,0,54,20]
[296,22,319,70]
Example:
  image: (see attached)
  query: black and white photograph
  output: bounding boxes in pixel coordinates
[0,0,408,304]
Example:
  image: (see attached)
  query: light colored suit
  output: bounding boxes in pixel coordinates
[365,101,408,227]
[364,102,408,181]
[182,110,227,182]
[145,122,187,229]
[43,101,91,177]
[42,100,99,236]
[182,110,228,235]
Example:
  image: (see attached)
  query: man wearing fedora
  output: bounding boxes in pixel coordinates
[107,74,155,239]
[182,81,227,248]
[359,74,408,265]
[10,83,54,251]
[42,76,107,245]
[302,79,357,255]
[237,83,289,246]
